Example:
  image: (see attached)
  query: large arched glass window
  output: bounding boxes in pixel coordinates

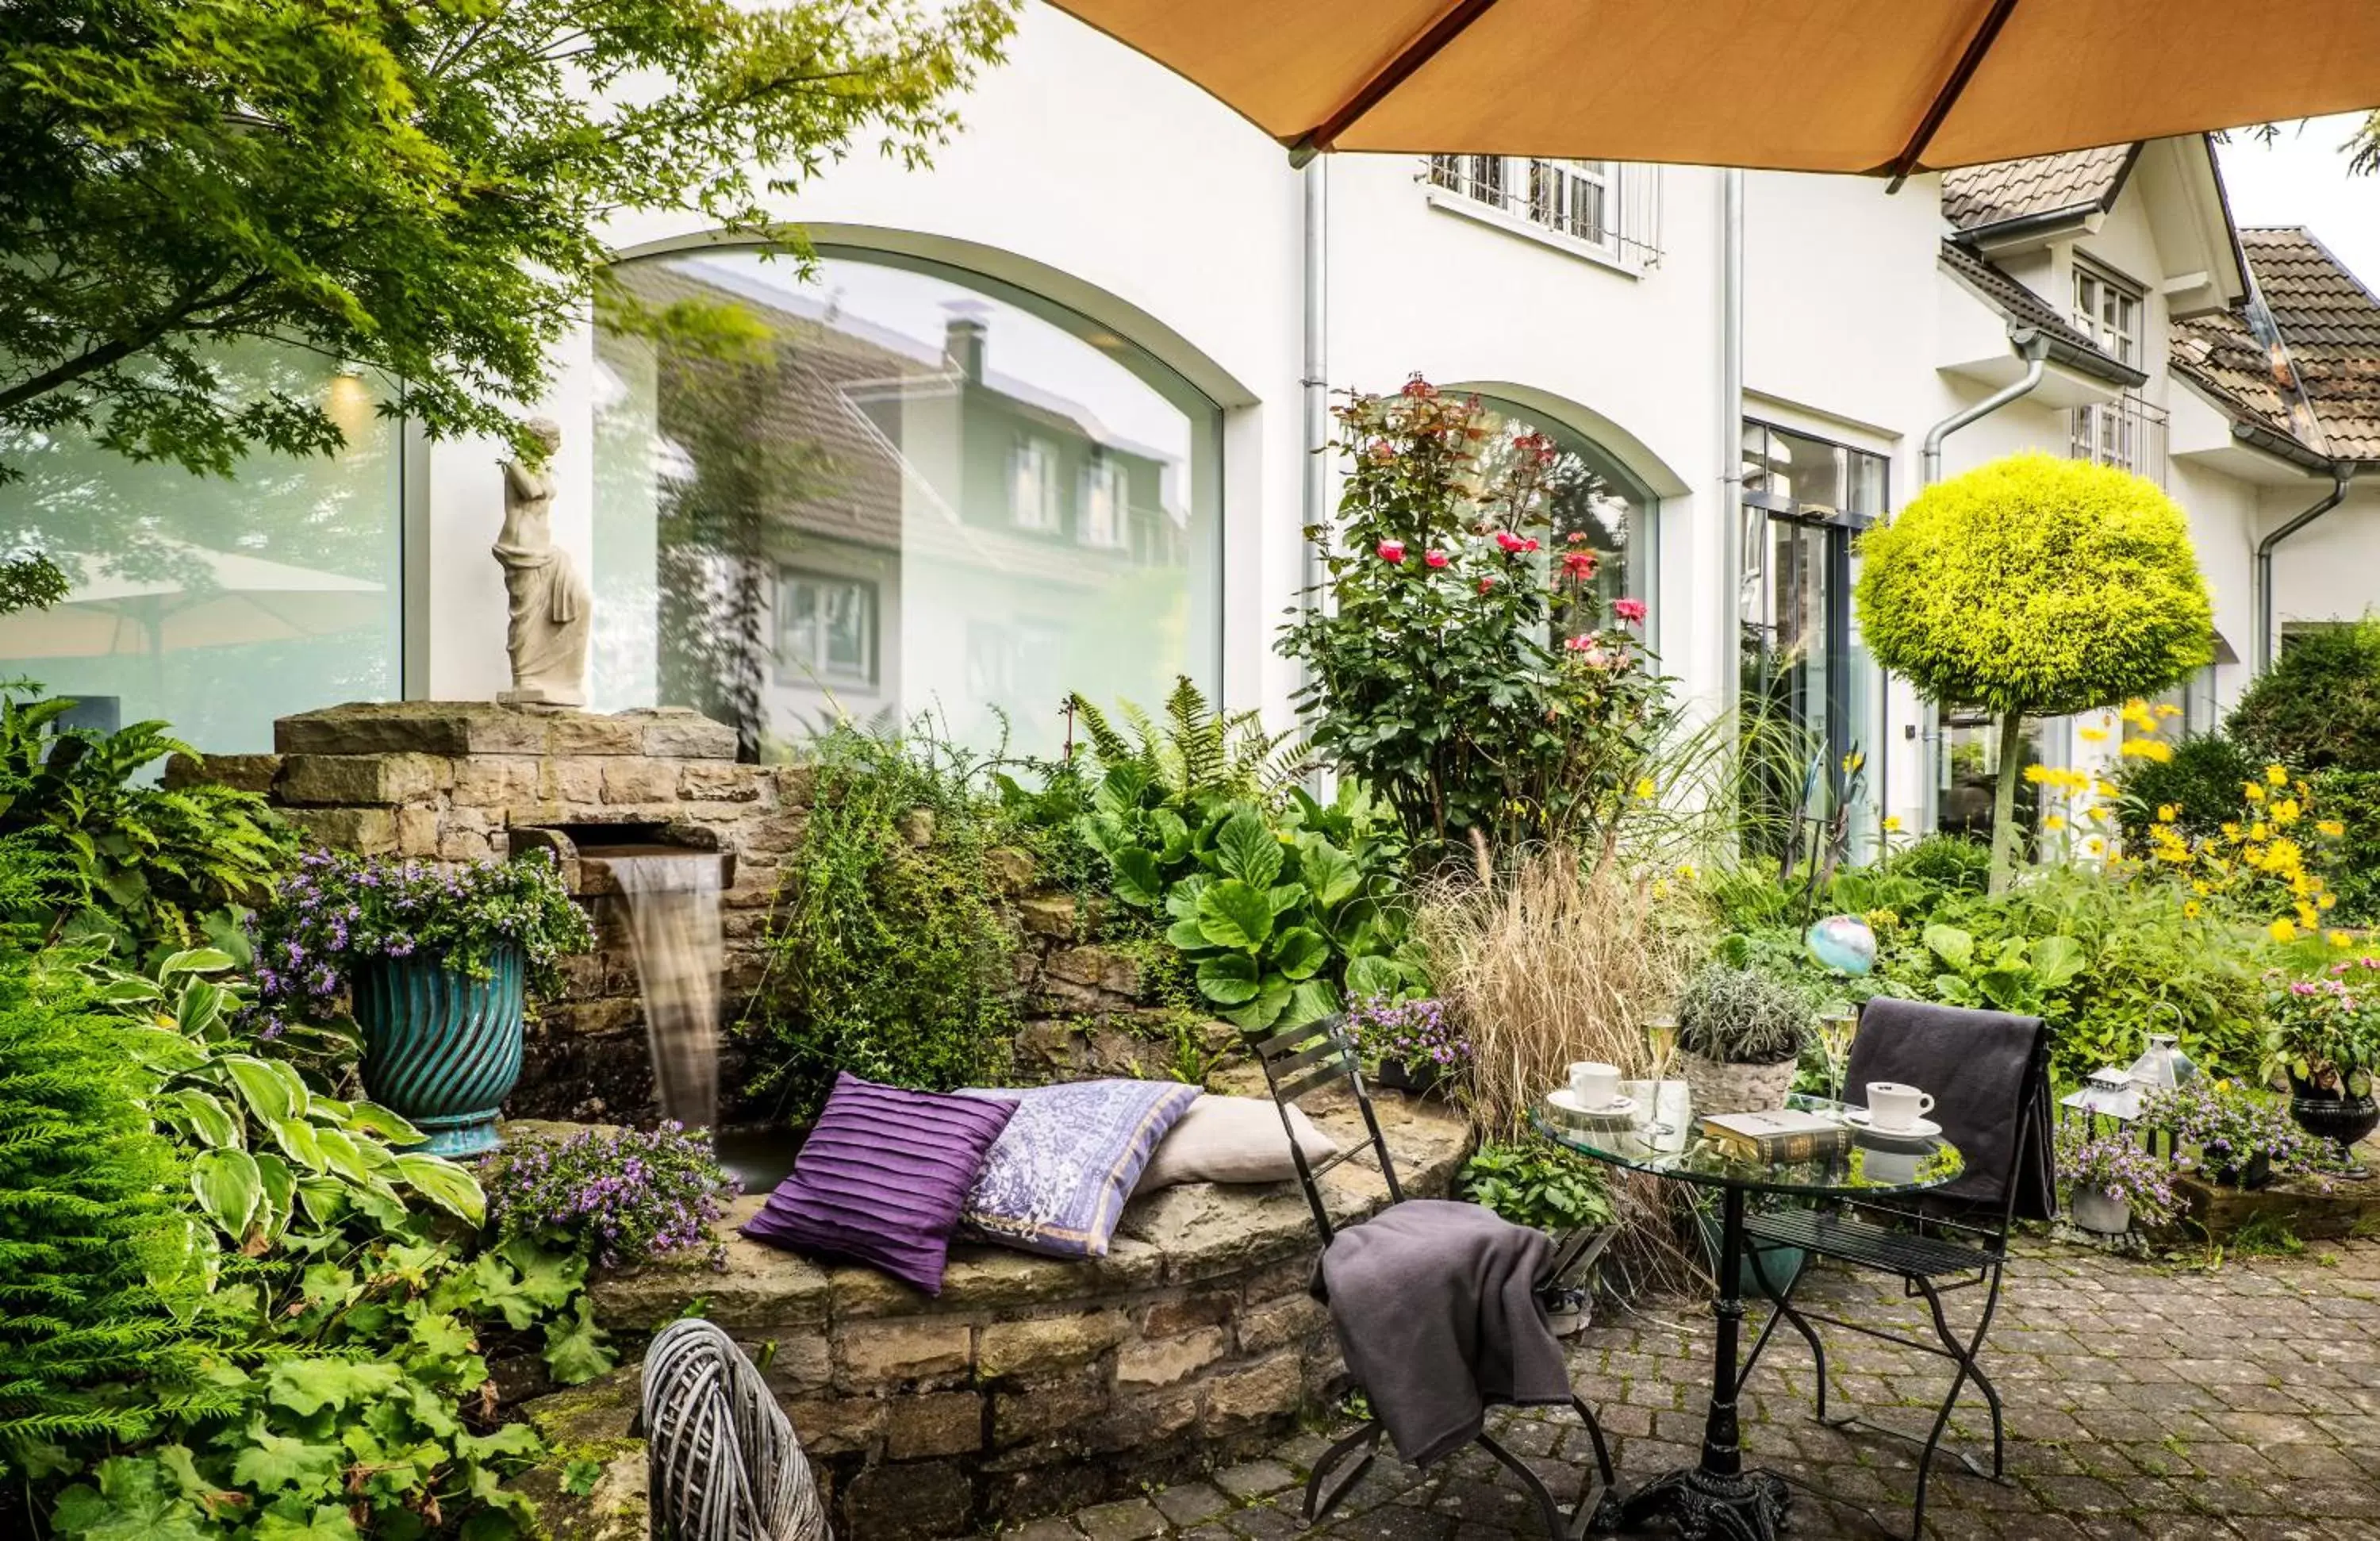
[0,348,402,751]
[592,245,1223,759]
[1464,394,1657,636]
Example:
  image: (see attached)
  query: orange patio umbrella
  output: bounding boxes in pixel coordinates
[1046,0,2380,180]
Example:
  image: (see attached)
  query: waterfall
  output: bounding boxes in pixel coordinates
[602,850,724,1135]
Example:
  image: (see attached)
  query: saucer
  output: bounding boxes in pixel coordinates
[1548,1088,1638,1121]
[1843,1109,1940,1139]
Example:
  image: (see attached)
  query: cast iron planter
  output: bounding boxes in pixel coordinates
[2287,1074,2379,1163]
[353,945,526,1158]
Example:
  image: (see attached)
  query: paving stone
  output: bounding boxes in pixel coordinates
[1213,1459,1299,1498]
[1073,1498,1166,1541]
[1151,1481,1234,1528]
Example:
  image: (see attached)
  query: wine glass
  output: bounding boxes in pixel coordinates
[1818,1002,1860,1105]
[1642,1012,1679,1136]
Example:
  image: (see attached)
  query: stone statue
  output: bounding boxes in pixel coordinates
[493,417,592,707]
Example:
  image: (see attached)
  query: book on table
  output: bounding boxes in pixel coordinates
[1696,1109,1852,1164]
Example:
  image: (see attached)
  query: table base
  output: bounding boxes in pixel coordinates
[1594,1465,1789,1539]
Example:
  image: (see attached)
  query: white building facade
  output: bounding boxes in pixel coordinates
[7,3,2378,844]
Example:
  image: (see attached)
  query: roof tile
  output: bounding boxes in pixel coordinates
[1940,145,2136,232]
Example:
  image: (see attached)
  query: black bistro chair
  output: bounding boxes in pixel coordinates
[1737,997,2055,1540]
[1249,1014,1614,1539]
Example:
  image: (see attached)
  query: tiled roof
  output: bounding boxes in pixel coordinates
[2173,227,2380,463]
[1937,241,2144,386]
[1940,144,2137,232]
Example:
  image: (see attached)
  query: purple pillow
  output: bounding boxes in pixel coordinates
[957,1079,1200,1258]
[742,1073,1015,1295]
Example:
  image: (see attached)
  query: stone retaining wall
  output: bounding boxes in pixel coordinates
[575,1090,1470,1539]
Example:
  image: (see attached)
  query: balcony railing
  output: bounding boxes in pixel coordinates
[2067,394,2169,487]
[1424,156,1663,271]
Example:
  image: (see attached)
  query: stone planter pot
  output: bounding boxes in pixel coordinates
[2287,1074,2379,1161]
[2069,1188,2132,1235]
[1680,1053,1798,1117]
[354,946,526,1158]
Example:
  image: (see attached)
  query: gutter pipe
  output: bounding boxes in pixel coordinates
[1914,329,2050,833]
[1718,169,1744,725]
[1298,159,1328,697]
[2257,465,2355,673]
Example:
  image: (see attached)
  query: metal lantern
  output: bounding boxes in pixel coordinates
[2124,1032,2199,1094]
[2059,1066,2144,1128]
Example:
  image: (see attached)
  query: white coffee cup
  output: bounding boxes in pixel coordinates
[1569,1060,1622,1110]
[1867,1082,1936,1132]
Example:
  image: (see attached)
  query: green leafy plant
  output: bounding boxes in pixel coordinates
[2309,769,2380,924]
[1276,378,1674,862]
[0,691,296,959]
[2226,617,2380,774]
[1914,921,2085,1016]
[2262,955,2380,1096]
[1676,963,1812,1066]
[1067,675,1307,809]
[749,721,1020,1117]
[1457,1140,1613,1233]
[2115,731,2259,842]
[1855,452,2214,892]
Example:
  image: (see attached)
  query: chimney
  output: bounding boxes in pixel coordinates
[943,302,990,383]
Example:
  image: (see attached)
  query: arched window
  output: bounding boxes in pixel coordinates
[591,245,1224,758]
[1464,394,1658,636]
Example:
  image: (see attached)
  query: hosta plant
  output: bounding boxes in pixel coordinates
[1918,922,2085,1016]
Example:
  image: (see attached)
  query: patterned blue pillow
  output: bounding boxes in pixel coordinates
[957,1080,1201,1258]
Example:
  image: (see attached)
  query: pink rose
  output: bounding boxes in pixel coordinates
[1522,538,1539,553]
[1377,540,1406,564]
[1478,577,1496,594]
[1494,531,1526,554]
[1613,597,1647,623]
[1562,634,1593,652]
[1425,549,1449,568]
[1560,550,1598,580]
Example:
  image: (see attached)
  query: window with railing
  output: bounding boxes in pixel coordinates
[1425,156,1660,270]
[2067,394,2168,486]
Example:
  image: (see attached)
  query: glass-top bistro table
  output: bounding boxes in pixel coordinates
[1534,1089,1963,1540]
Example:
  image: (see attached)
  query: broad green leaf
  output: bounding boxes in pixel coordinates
[1108,847,1165,909]
[1150,807,1192,861]
[191,1147,263,1238]
[173,980,228,1040]
[272,1117,328,1173]
[1195,951,1261,1006]
[541,1299,617,1386]
[1268,882,1309,920]
[1196,879,1275,951]
[1343,953,1404,1004]
[158,1088,240,1149]
[1922,924,1975,974]
[294,1175,348,1224]
[1280,978,1341,1029]
[1272,926,1330,982]
[222,1055,303,1123]
[50,1456,209,1541]
[1165,918,1211,952]
[253,1152,297,1243]
[1214,808,1284,890]
[309,1126,374,1186]
[95,974,165,1004]
[501,1238,585,1309]
[1222,978,1293,1032]
[1162,873,1210,921]
[157,947,236,979]
[459,1421,545,1460]
[1297,836,1361,909]
[125,1028,207,1075]
[250,1502,362,1541]
[392,1154,488,1226]
[229,1424,343,1497]
[344,1101,426,1147]
[2031,934,2085,990]
[267,1356,403,1417]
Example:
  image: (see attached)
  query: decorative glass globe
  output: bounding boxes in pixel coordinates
[1806,914,1878,976]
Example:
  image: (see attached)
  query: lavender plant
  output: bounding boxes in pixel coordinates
[481,1123,739,1270]
[249,848,595,1027]
[2056,1123,2182,1226]
[1349,994,1468,1076]
[2136,1080,2320,1183]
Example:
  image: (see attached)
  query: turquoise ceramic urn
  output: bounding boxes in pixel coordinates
[352,945,526,1157]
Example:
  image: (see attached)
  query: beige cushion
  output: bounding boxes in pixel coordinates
[1132,1094,1340,1191]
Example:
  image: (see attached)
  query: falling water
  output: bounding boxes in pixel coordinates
[599,848,724,1135]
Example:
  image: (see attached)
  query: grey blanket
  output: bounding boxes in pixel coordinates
[1849,997,2055,1220]
[1315,1199,1571,1466]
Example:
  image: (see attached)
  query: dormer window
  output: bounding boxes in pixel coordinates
[2072,260,2143,366]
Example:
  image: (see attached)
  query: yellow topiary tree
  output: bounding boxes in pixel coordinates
[1855,452,2214,893]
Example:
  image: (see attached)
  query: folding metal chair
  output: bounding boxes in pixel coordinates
[1736,1001,2053,1541]
[1249,1013,1614,1539]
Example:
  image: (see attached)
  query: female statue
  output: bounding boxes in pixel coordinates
[493,417,592,705]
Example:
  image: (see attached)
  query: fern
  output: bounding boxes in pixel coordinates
[1072,678,1304,806]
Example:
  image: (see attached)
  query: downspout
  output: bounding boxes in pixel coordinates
[1299,159,1328,675]
[1914,329,2050,834]
[1718,169,1745,724]
[2257,466,2354,673]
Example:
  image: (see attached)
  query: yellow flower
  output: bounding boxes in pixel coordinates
[2221,822,2243,840]
[1881,815,1902,832]
[2332,930,2356,948]
[2244,782,2267,803]
[2272,917,2300,943]
[2156,804,2178,823]
[2184,901,2203,919]
[1633,777,1657,799]
[2085,836,2106,855]
[2267,764,2290,786]
[2193,880,2211,896]
[2297,901,2320,928]
[2120,699,2155,730]
[1650,879,1669,899]
[2078,726,2110,744]
[2155,703,2182,718]
[2119,738,2174,763]
[2250,822,2270,843]
[1676,863,1698,882]
[2321,893,2339,910]
[2043,814,2067,832]
[1841,749,1866,774]
[2318,819,2346,838]
[2273,798,2301,825]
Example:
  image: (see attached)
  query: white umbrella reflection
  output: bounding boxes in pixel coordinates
[0,539,386,659]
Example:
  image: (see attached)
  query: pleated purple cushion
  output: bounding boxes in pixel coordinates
[741,1072,1016,1295]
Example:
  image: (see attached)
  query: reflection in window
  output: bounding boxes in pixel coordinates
[0,348,401,751]
[592,247,1222,758]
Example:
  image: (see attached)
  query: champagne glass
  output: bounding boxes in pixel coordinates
[1642,1012,1679,1136]
[1818,1002,1860,1105]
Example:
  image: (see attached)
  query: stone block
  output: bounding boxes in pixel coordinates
[977,1309,1128,1379]
[1117,1183,1314,1285]
[279,806,397,854]
[394,806,441,857]
[276,751,449,806]
[774,763,816,806]
[274,701,547,757]
[550,757,605,806]
[165,751,281,794]
[986,846,1036,895]
[785,1394,885,1457]
[637,711,739,760]
[739,811,807,855]
[449,755,543,808]
[681,762,762,801]
[756,1332,835,1396]
[588,1228,828,1333]
[1202,1351,1302,1424]
[1139,1295,1235,1339]
[990,1367,1110,1448]
[886,1390,985,1458]
[838,1318,973,1389]
[438,824,494,861]
[1088,1384,1201,1453]
[1237,1293,1325,1356]
[546,714,645,755]
[601,756,681,805]
[1115,1325,1229,1388]
[839,1458,973,1541]
[1016,893,1079,938]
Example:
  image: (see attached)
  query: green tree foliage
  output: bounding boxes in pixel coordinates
[0,943,207,1462]
[2115,731,2259,842]
[2225,617,2380,774]
[1855,453,2213,892]
[0,0,1015,479]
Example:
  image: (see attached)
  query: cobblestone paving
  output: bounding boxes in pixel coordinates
[1032,1239,2380,1540]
